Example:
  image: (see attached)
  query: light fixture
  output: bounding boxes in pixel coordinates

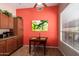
[33,3,47,11]
[37,3,42,6]
[33,3,47,8]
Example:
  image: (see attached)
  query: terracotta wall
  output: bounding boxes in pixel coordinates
[16,6,58,47]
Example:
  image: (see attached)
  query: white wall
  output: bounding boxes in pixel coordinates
[59,3,79,56]
[0,3,16,16]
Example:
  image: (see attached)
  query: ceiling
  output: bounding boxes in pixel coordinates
[7,3,58,9]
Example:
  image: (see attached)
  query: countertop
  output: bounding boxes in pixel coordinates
[0,36,17,41]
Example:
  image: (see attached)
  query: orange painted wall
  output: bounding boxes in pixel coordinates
[16,6,58,46]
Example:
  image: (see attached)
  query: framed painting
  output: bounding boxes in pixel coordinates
[32,20,48,31]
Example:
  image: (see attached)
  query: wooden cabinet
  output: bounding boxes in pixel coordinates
[6,39,13,54]
[6,38,17,55]
[0,37,17,56]
[14,18,23,48]
[0,41,6,56]
[17,36,23,48]
[8,17,14,29]
[12,38,17,51]
[0,13,9,28]
[0,13,14,29]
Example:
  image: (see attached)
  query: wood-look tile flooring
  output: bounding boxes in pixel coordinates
[10,46,63,56]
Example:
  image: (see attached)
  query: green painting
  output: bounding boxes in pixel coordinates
[32,20,48,31]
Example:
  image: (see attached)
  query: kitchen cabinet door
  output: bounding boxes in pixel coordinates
[8,17,14,29]
[14,18,23,48]
[17,36,23,48]
[6,38,17,55]
[0,41,6,56]
[12,38,17,51]
[0,14,9,28]
[0,13,1,27]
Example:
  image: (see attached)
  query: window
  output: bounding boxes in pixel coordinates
[62,20,79,51]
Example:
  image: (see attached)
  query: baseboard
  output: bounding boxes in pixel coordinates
[23,45,58,48]
[46,46,58,48]
[58,48,65,56]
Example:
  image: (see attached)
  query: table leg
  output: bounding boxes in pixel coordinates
[29,40,31,55]
[33,42,37,55]
[44,43,46,56]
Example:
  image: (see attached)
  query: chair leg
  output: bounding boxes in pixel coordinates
[44,44,46,56]
[29,41,31,55]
